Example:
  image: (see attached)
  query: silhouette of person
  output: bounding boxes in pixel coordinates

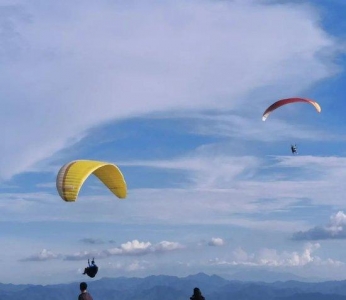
[78,282,93,300]
[190,287,205,300]
[83,258,98,278]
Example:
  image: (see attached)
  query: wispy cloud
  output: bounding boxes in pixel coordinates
[35,182,56,189]
[80,238,105,245]
[210,243,342,267]
[0,151,283,228]
[2,155,346,230]
[188,114,341,142]
[121,154,262,189]
[0,0,339,179]
[98,259,152,275]
[20,249,61,262]
[274,156,346,171]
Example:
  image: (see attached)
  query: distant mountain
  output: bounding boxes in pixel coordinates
[1,273,346,300]
[0,283,34,292]
[277,293,346,300]
[226,269,321,283]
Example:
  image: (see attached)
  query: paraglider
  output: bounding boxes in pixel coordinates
[291,144,298,154]
[262,97,321,121]
[83,258,98,278]
[56,160,127,202]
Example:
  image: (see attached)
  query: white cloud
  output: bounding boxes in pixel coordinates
[331,211,346,229]
[64,240,184,260]
[106,240,152,256]
[104,260,151,274]
[0,0,339,180]
[210,243,343,267]
[126,261,145,271]
[20,249,61,262]
[153,241,184,252]
[293,211,346,240]
[208,237,225,247]
[232,247,254,262]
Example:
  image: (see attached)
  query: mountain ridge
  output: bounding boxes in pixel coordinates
[1,272,346,300]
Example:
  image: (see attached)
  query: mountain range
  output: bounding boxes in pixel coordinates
[1,272,346,300]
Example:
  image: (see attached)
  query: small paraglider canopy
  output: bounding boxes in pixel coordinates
[83,258,98,278]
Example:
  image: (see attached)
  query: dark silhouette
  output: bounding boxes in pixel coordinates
[190,287,205,300]
[78,282,93,300]
[83,258,98,278]
[291,144,297,154]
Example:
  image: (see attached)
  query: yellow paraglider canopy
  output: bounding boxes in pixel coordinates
[56,160,127,202]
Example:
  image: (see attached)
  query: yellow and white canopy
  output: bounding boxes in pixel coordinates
[56,160,127,202]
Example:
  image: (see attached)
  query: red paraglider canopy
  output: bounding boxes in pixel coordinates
[262,97,321,121]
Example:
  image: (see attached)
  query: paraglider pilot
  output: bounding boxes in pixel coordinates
[291,144,297,155]
[83,258,98,278]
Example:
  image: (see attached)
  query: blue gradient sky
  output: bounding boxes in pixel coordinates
[1,0,346,284]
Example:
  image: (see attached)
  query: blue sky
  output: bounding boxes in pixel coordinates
[1,0,346,284]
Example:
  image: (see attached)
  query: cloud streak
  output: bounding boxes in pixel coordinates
[80,238,105,245]
[20,249,61,262]
[211,243,342,267]
[2,154,346,232]
[20,240,184,263]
